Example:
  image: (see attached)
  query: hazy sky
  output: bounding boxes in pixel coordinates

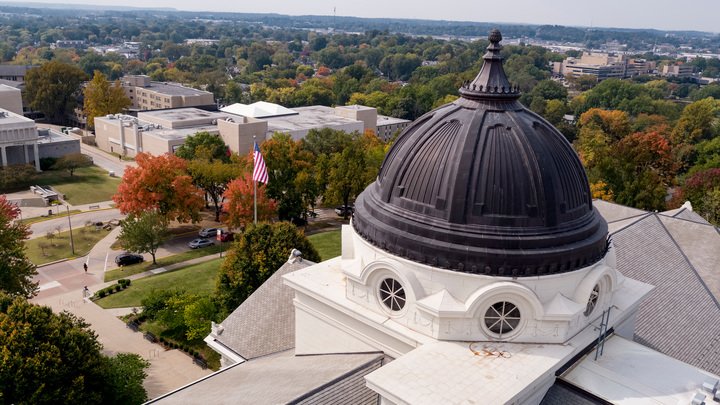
[8,0,720,33]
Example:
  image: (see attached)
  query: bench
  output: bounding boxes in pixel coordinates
[193,357,208,369]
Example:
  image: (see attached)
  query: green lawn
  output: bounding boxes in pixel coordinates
[104,244,224,281]
[24,227,111,265]
[308,229,341,261]
[96,258,222,308]
[35,166,121,205]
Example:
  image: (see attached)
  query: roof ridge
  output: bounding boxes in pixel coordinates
[657,212,714,227]
[606,212,649,224]
[593,198,649,213]
[608,213,652,235]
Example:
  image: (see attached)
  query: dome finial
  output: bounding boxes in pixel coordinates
[458,29,520,101]
[489,29,502,44]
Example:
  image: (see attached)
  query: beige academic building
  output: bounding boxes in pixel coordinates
[93,102,411,157]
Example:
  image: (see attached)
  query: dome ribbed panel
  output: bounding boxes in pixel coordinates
[475,123,539,219]
[378,113,435,185]
[398,120,461,206]
[537,124,589,216]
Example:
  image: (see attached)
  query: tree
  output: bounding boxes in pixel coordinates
[174,131,229,162]
[0,294,149,404]
[675,168,720,225]
[187,159,241,222]
[83,70,131,129]
[608,129,679,210]
[215,222,320,313]
[0,195,37,297]
[223,171,277,229]
[117,211,169,265]
[24,60,87,124]
[113,153,204,223]
[324,132,383,218]
[0,164,37,192]
[262,134,313,221]
[100,353,151,405]
[183,297,218,340]
[53,152,92,176]
[670,97,719,145]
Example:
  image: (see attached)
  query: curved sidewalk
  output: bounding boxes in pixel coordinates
[32,226,215,399]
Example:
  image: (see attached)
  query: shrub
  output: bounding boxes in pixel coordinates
[39,157,58,171]
[98,290,107,298]
[113,284,121,293]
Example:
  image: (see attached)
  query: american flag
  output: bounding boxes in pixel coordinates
[252,142,268,184]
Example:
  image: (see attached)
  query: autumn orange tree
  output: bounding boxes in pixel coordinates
[113,153,204,223]
[222,170,277,230]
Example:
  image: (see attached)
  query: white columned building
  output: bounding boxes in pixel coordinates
[0,108,41,171]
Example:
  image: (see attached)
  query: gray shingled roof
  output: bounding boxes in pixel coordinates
[669,207,711,225]
[149,350,384,404]
[593,200,647,223]
[611,214,720,375]
[214,259,313,360]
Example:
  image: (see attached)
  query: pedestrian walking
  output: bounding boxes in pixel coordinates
[83,263,88,273]
[83,286,90,298]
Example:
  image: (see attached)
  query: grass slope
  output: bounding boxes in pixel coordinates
[307,229,341,261]
[96,258,222,308]
[24,227,111,265]
[35,166,121,205]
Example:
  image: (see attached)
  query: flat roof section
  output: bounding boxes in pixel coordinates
[266,105,361,133]
[141,81,213,97]
[562,335,720,405]
[149,350,384,404]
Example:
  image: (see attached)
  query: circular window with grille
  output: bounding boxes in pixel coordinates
[483,301,521,338]
[378,278,406,312]
[584,284,600,317]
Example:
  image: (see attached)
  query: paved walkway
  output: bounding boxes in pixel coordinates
[32,225,216,400]
[33,291,211,399]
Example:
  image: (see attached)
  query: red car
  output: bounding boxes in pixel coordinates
[219,231,234,242]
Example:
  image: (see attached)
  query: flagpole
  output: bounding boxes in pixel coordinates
[253,136,257,225]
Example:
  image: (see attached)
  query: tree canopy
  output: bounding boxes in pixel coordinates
[117,211,169,264]
[215,222,320,313]
[24,60,87,124]
[0,294,150,404]
[113,153,204,223]
[83,70,130,129]
[0,195,37,298]
[174,131,230,162]
[53,152,92,176]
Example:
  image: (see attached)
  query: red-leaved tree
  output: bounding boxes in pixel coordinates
[222,171,277,229]
[113,153,204,223]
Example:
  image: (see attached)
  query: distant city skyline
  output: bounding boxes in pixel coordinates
[2,0,718,33]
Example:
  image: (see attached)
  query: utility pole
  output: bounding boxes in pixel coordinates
[66,204,75,255]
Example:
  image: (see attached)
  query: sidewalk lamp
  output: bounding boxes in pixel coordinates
[65,204,75,255]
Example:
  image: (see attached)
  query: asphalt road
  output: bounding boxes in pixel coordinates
[80,142,136,177]
[28,208,124,239]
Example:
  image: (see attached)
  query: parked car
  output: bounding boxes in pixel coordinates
[335,205,354,217]
[219,231,234,242]
[198,228,220,238]
[188,238,214,249]
[115,252,144,266]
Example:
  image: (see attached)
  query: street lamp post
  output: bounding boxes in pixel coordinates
[65,205,75,255]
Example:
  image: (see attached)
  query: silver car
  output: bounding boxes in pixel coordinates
[188,238,214,249]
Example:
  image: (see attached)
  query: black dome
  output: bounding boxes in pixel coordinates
[352,30,608,277]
